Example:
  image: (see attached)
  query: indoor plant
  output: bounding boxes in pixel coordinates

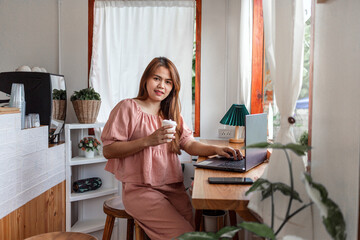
[52,89,66,121]
[70,87,101,123]
[78,136,101,158]
[178,143,346,240]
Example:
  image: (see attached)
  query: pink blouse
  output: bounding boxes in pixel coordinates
[101,98,194,186]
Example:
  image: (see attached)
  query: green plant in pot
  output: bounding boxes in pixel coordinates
[178,142,346,240]
[70,87,101,123]
[52,89,67,121]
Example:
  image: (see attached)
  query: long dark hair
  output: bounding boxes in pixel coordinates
[135,57,182,154]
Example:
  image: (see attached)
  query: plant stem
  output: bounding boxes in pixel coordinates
[271,184,274,229]
[275,202,313,235]
[275,149,294,236]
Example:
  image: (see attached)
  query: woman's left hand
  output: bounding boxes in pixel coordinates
[215,146,243,160]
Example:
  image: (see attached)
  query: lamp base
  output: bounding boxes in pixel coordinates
[229,138,244,143]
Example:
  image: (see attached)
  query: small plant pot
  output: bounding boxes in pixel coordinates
[84,150,95,158]
[72,100,101,123]
[52,99,66,120]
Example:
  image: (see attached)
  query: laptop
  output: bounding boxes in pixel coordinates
[194,113,268,172]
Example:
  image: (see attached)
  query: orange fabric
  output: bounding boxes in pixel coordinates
[122,182,194,240]
[101,98,194,186]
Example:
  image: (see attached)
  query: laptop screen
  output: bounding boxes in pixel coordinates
[245,113,268,170]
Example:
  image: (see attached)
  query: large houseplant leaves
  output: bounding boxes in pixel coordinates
[246,178,303,203]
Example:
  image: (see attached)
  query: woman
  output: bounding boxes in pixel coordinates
[101,57,242,239]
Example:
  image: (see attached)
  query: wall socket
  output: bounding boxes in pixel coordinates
[218,129,234,138]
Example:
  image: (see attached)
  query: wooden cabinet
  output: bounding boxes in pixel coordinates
[65,123,119,237]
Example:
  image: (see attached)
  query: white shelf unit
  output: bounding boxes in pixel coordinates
[65,123,120,236]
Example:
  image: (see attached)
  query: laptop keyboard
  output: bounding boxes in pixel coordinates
[218,160,245,170]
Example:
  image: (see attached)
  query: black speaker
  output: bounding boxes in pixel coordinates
[73,177,102,193]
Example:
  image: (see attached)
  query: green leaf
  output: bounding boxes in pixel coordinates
[238,222,276,240]
[303,173,347,240]
[284,143,311,156]
[246,178,302,203]
[70,87,101,101]
[299,131,308,146]
[176,232,218,240]
[262,182,303,203]
[216,226,240,239]
[245,178,270,196]
[244,142,271,149]
[52,89,66,100]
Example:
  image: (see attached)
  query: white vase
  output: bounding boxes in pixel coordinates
[84,150,95,158]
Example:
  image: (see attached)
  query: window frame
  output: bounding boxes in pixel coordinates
[194,0,201,137]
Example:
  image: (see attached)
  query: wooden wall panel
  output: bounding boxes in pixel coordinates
[0,181,66,240]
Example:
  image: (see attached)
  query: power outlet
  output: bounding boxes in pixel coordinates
[218,129,234,138]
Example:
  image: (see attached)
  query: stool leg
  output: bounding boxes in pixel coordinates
[127,219,134,240]
[194,209,203,231]
[217,214,225,230]
[135,221,145,240]
[229,210,239,240]
[103,215,115,240]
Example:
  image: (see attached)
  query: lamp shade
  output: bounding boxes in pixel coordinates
[220,104,249,126]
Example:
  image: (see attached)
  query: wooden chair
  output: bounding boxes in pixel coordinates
[25,232,96,240]
[102,196,145,240]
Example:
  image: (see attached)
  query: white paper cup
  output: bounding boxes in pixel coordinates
[29,113,40,127]
[162,119,177,142]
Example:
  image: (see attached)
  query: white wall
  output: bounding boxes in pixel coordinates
[59,0,88,123]
[0,0,88,123]
[200,0,243,139]
[312,0,360,239]
[0,0,59,73]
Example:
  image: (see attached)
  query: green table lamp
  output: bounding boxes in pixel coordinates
[220,104,249,143]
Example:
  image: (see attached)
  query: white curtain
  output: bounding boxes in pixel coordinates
[90,0,195,130]
[248,1,313,239]
[238,0,252,111]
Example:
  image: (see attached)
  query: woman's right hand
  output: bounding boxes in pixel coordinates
[145,125,176,147]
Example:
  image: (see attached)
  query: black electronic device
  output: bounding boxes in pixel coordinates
[0,71,66,142]
[208,177,253,185]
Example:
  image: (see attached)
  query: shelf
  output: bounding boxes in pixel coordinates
[71,218,106,233]
[70,186,118,202]
[66,122,105,130]
[65,122,119,234]
[70,155,107,166]
[71,218,119,234]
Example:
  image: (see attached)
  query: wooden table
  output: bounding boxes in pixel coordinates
[25,232,96,240]
[192,140,268,231]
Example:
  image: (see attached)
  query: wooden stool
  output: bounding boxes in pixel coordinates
[102,196,145,240]
[25,232,96,240]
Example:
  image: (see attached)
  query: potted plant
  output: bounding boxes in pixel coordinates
[70,87,101,123]
[78,136,101,158]
[52,89,66,121]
